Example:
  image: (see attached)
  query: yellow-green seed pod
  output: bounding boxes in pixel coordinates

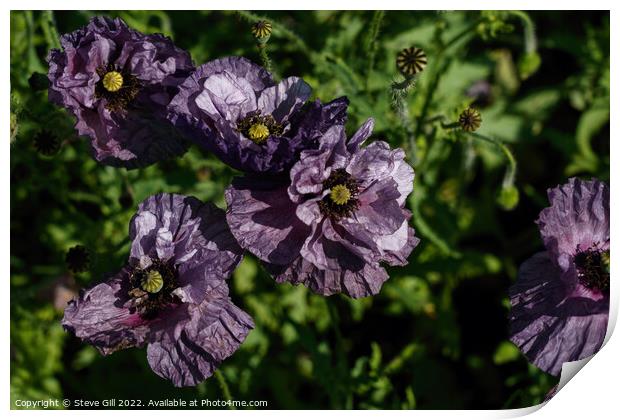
[330,185,352,205]
[141,270,164,293]
[252,20,272,43]
[396,47,427,77]
[102,71,124,92]
[458,107,482,132]
[247,123,270,144]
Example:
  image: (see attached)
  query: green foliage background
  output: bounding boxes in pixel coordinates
[10,10,610,409]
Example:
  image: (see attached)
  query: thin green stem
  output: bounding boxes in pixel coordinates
[40,10,61,50]
[214,370,235,409]
[327,299,351,408]
[327,300,343,344]
[509,10,537,53]
[440,20,482,52]
[423,114,448,125]
[24,11,45,73]
[441,122,460,130]
[467,132,517,186]
[413,59,448,145]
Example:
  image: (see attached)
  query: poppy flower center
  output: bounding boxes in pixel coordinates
[248,123,270,143]
[319,169,360,220]
[237,111,285,145]
[574,245,609,293]
[330,184,352,205]
[141,270,164,293]
[129,258,179,319]
[95,65,141,112]
[102,71,124,92]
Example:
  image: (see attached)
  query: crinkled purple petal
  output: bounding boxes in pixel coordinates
[537,178,609,273]
[267,255,389,299]
[146,283,254,387]
[293,97,349,150]
[226,118,418,297]
[225,177,311,266]
[288,147,333,203]
[74,104,189,168]
[347,117,375,153]
[129,193,243,304]
[377,219,420,267]
[62,267,150,355]
[195,72,258,121]
[347,140,414,206]
[167,55,349,173]
[257,77,312,123]
[509,252,608,376]
[47,16,194,168]
[344,177,406,235]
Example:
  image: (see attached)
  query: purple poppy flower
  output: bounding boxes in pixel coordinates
[225,119,419,298]
[62,193,253,387]
[47,16,195,168]
[167,56,349,173]
[509,178,609,376]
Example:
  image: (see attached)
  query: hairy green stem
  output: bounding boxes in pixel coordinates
[257,44,273,73]
[364,11,385,89]
[390,76,417,160]
[236,10,329,73]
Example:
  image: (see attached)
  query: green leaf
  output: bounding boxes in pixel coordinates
[493,341,521,365]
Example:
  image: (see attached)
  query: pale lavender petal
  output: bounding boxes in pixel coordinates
[347,117,375,152]
[257,76,312,123]
[537,178,609,272]
[347,141,414,205]
[195,72,257,121]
